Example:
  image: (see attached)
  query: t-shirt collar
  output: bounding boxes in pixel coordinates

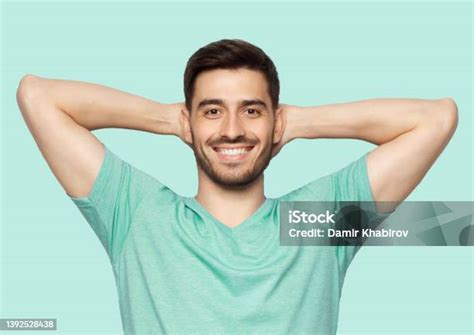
[184,196,276,237]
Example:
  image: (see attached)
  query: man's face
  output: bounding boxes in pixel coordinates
[185,68,281,188]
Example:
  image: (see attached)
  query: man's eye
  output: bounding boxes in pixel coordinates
[245,108,260,116]
[205,109,220,117]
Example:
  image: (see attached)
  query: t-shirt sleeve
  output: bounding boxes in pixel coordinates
[68,143,158,265]
[331,152,374,203]
[280,152,392,283]
[331,152,391,276]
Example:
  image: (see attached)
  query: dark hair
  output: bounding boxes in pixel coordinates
[183,39,280,112]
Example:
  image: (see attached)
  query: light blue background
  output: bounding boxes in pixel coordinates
[2,1,472,334]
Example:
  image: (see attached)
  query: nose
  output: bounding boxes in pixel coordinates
[218,112,246,141]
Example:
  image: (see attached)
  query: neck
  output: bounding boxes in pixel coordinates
[195,169,266,228]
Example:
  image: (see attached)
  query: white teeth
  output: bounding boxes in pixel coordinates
[220,148,246,155]
[215,147,252,156]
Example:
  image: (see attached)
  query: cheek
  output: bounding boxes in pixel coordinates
[191,125,214,144]
[251,123,274,142]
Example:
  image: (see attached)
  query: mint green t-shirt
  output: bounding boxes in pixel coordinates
[69,143,377,335]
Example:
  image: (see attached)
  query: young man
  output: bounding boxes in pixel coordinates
[17,39,457,334]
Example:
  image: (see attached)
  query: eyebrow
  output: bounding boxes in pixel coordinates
[196,98,268,110]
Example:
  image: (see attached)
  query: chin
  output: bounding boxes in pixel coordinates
[194,144,270,187]
[212,174,262,188]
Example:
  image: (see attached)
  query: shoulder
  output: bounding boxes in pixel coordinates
[104,145,179,203]
[277,174,335,202]
[276,153,372,202]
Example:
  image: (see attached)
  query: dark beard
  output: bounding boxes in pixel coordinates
[192,139,272,188]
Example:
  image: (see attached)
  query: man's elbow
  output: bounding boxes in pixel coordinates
[432,97,459,136]
[16,74,44,108]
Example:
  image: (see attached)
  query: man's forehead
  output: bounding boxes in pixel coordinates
[195,69,267,91]
[193,69,270,108]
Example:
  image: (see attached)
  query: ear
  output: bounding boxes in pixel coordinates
[180,107,194,147]
[273,105,286,144]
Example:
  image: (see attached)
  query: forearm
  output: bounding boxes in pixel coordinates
[18,75,178,135]
[288,98,456,145]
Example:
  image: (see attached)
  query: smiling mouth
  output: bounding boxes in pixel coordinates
[212,146,255,161]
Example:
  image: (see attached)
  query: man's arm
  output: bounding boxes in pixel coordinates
[275,98,458,204]
[16,75,186,198]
